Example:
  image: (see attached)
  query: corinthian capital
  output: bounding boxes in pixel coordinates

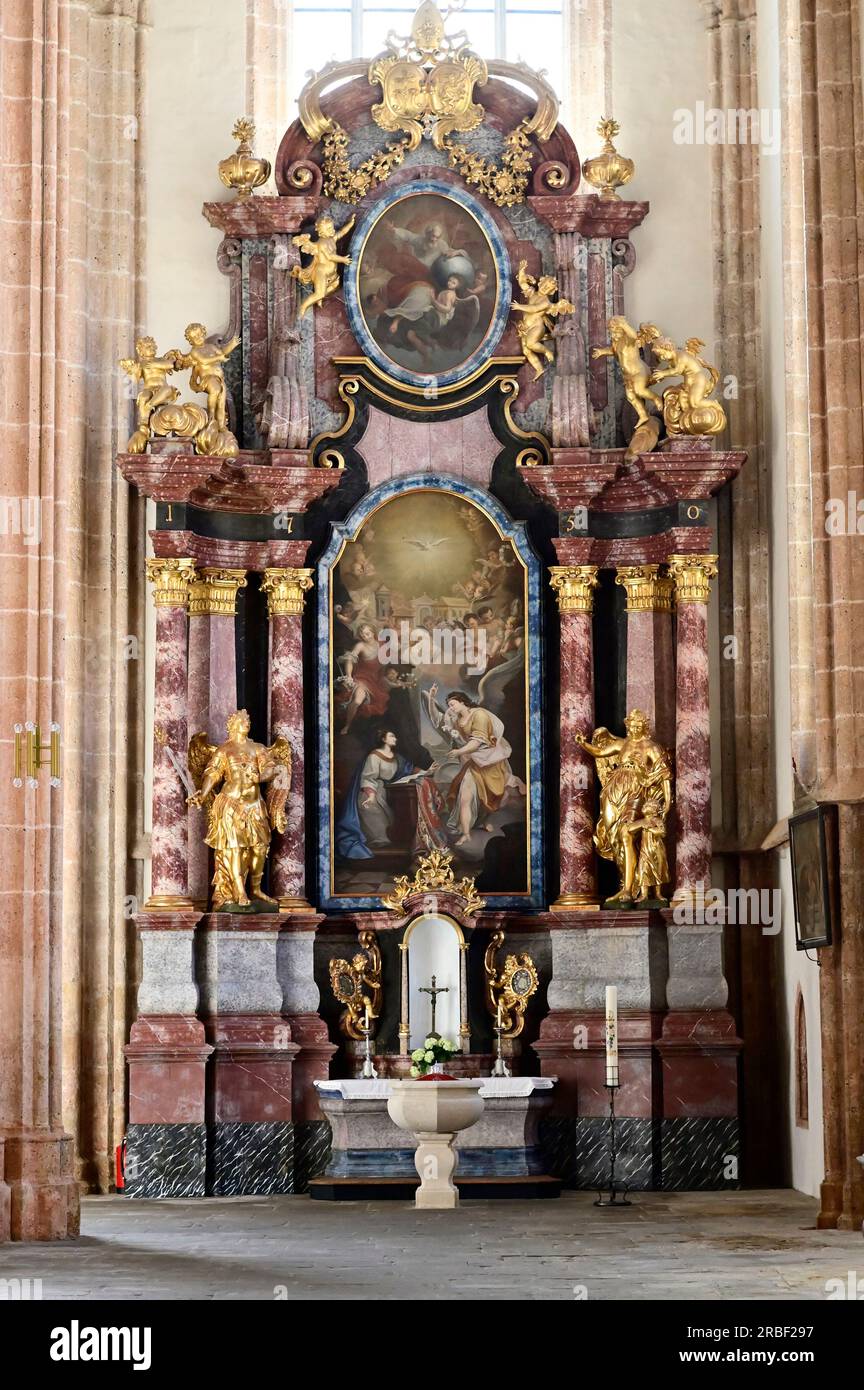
[145,556,197,609]
[549,564,600,613]
[261,567,315,617]
[668,553,719,605]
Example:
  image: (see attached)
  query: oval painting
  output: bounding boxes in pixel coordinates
[345,181,510,389]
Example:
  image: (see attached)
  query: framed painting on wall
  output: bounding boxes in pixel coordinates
[317,475,543,910]
[343,180,511,389]
[789,803,837,950]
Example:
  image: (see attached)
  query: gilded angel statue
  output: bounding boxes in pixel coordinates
[119,336,185,454]
[291,214,356,318]
[649,335,727,436]
[175,322,241,457]
[511,259,575,379]
[592,317,662,427]
[187,709,292,909]
[575,709,673,905]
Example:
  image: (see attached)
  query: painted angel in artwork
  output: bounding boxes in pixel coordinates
[187,709,292,909]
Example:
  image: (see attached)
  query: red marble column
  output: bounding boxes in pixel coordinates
[187,568,246,906]
[261,564,314,911]
[668,554,718,899]
[615,565,676,752]
[145,557,197,909]
[549,564,600,910]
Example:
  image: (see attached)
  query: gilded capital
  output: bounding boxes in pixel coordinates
[667,553,719,605]
[261,566,315,617]
[549,564,600,613]
[145,556,197,609]
[615,564,674,612]
[189,568,248,617]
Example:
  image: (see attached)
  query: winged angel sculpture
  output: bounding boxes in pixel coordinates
[187,709,292,909]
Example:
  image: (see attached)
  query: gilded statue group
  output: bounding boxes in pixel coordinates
[593,316,727,440]
[577,709,673,905]
[120,323,240,458]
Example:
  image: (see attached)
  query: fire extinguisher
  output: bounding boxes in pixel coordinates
[115,1137,126,1191]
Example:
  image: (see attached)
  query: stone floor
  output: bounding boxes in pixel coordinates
[0,1190,861,1300]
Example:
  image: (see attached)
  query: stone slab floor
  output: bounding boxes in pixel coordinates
[1,1191,861,1300]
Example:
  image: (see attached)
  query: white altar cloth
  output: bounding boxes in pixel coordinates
[315,1077,556,1100]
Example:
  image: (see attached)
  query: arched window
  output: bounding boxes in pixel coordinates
[795,989,809,1128]
[291,2,566,106]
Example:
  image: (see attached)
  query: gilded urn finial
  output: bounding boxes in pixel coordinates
[218,117,271,198]
[582,117,635,201]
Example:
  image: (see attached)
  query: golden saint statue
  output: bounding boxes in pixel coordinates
[592,317,662,427]
[291,214,356,318]
[575,709,673,905]
[649,336,727,436]
[511,260,575,379]
[187,710,291,910]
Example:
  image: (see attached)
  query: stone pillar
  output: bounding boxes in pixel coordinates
[615,565,675,751]
[277,919,337,1188]
[198,915,299,1195]
[124,912,211,1198]
[261,566,314,909]
[549,565,600,911]
[668,555,718,900]
[187,568,246,906]
[145,557,197,910]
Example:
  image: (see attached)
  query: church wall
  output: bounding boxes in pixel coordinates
[758,0,824,1198]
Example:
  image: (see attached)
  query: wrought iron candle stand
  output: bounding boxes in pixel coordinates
[594,1069,632,1207]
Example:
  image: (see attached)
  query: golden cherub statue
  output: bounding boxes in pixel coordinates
[120,337,188,454]
[175,322,241,456]
[187,710,292,910]
[592,317,662,427]
[291,214,356,318]
[511,259,575,379]
[328,930,383,1040]
[650,336,727,436]
[483,929,539,1038]
[575,709,673,905]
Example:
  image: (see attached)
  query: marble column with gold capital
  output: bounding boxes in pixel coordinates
[668,554,718,899]
[262,567,315,909]
[145,557,197,909]
[549,565,600,910]
[615,564,676,752]
[187,567,247,906]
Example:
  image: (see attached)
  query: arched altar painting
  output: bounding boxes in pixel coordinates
[318,477,543,909]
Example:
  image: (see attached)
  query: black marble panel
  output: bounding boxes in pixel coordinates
[293,1120,332,1193]
[660,1117,741,1191]
[206,1122,294,1196]
[124,1124,206,1199]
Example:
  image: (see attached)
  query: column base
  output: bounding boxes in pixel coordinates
[1,1130,80,1240]
[278,896,314,912]
[550,892,600,912]
[205,1015,299,1123]
[125,1015,212,1124]
[143,894,196,911]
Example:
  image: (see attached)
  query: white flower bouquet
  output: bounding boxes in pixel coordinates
[409,1036,459,1078]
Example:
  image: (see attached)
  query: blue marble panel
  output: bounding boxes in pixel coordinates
[316,472,545,911]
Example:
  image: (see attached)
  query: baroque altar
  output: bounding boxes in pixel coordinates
[117,3,745,1200]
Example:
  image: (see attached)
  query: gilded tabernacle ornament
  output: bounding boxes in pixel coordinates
[329,930,383,1039]
[382,848,486,918]
[575,710,673,906]
[582,118,635,201]
[187,710,292,911]
[217,118,271,198]
[291,215,355,318]
[511,259,575,380]
[650,336,727,436]
[483,929,538,1038]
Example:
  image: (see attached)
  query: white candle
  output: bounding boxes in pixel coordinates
[496,999,502,1028]
[365,1001,371,1032]
[605,985,619,1087]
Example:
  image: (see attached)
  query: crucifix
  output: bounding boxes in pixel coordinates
[418,974,450,1036]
